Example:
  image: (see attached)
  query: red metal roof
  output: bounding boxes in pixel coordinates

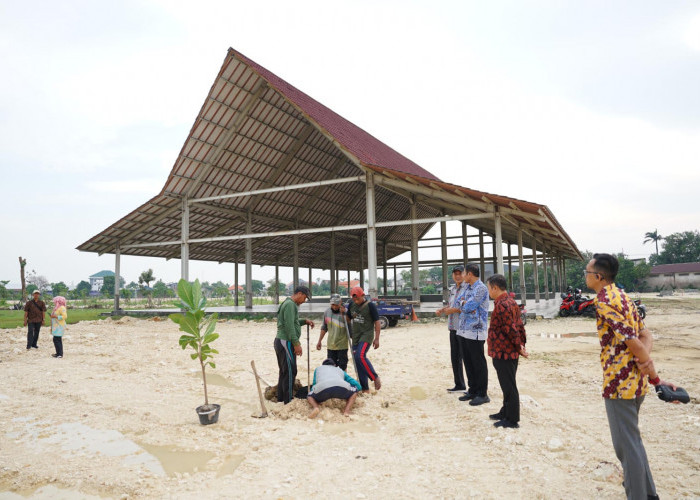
[651,262,700,274]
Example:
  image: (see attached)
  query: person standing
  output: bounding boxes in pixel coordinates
[50,296,68,359]
[436,265,468,393]
[457,263,490,406]
[307,358,362,418]
[485,274,527,428]
[23,290,46,350]
[346,286,381,392]
[274,286,315,404]
[585,253,676,500]
[316,294,349,371]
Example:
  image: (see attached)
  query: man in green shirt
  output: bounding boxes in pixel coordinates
[346,286,381,392]
[274,286,315,404]
[315,294,349,371]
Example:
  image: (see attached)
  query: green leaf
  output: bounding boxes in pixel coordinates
[208,362,216,369]
[190,353,198,360]
[177,279,195,310]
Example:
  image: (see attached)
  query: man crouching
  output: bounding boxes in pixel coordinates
[307,358,362,418]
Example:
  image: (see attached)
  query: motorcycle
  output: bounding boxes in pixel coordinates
[634,299,647,320]
[559,287,596,317]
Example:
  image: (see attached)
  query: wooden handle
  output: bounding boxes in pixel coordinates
[251,360,268,417]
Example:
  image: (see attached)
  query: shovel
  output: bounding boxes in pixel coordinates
[250,360,268,418]
[307,324,311,391]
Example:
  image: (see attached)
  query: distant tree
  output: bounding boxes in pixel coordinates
[643,229,663,255]
[101,275,125,297]
[615,256,651,292]
[0,280,9,300]
[121,288,132,303]
[649,230,700,265]
[266,278,286,298]
[152,280,170,298]
[251,279,265,295]
[51,282,70,296]
[26,271,49,294]
[312,281,331,296]
[138,269,155,307]
[74,280,91,296]
[210,281,230,298]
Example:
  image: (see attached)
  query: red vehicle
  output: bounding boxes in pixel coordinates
[559,287,596,318]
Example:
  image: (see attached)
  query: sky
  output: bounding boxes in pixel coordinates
[1,0,699,289]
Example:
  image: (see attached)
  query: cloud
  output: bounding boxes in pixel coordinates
[684,13,700,52]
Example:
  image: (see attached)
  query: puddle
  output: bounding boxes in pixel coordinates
[216,455,245,478]
[192,372,236,388]
[323,422,379,435]
[409,386,427,400]
[559,332,597,338]
[138,442,215,476]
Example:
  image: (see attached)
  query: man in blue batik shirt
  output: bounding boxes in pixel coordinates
[457,263,490,406]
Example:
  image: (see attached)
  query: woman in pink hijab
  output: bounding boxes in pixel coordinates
[50,296,67,358]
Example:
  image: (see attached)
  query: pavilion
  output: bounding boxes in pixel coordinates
[77,48,582,312]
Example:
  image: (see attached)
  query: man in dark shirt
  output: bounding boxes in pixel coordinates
[346,286,381,392]
[24,290,47,350]
[486,274,527,429]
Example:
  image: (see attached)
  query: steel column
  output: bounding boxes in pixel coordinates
[441,220,449,303]
[494,209,503,275]
[532,238,540,304]
[114,244,121,312]
[365,172,378,299]
[181,196,190,281]
[245,211,253,309]
[518,229,526,305]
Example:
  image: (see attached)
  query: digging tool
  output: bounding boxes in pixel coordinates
[250,360,268,418]
[306,324,311,391]
[342,304,360,380]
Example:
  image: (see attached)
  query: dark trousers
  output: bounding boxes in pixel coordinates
[458,337,488,397]
[604,397,657,500]
[27,322,41,348]
[274,338,297,404]
[449,330,466,389]
[53,336,63,356]
[327,349,348,371]
[353,342,378,391]
[492,357,519,423]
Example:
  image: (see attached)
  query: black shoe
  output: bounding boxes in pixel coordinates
[447,386,466,393]
[31,346,38,349]
[489,412,504,420]
[494,419,519,428]
[458,392,476,401]
[469,395,490,406]
[51,354,62,358]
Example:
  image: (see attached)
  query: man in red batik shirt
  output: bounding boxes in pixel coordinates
[485,274,528,428]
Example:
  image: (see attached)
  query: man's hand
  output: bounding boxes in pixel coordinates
[306,319,315,329]
[294,344,302,356]
[23,322,27,327]
[316,341,322,351]
[635,357,655,376]
[435,308,444,316]
[520,345,529,359]
[373,338,380,349]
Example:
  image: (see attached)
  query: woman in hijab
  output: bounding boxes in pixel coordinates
[50,296,67,358]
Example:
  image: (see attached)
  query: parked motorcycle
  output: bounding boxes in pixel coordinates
[634,299,647,320]
[559,287,596,317]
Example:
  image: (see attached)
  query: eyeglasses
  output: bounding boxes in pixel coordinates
[583,270,600,278]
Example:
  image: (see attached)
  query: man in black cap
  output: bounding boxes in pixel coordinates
[436,265,468,392]
[274,286,315,404]
[23,290,46,350]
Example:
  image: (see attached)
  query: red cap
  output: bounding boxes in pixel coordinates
[350,286,365,298]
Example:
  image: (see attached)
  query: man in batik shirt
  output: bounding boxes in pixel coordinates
[585,253,676,500]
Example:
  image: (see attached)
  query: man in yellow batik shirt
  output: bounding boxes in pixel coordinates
[585,253,677,500]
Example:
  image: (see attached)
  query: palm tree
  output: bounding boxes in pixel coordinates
[643,229,663,255]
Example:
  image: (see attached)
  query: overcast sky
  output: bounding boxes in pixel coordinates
[1,0,699,288]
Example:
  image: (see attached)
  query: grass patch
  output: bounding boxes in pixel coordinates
[0,309,113,329]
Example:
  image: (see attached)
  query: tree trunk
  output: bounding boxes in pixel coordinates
[19,257,26,300]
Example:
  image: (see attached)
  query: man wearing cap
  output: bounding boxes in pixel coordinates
[346,286,381,392]
[23,290,46,350]
[316,294,350,371]
[274,286,315,404]
[307,358,362,418]
[436,265,468,393]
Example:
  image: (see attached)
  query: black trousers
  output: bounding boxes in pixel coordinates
[274,338,297,405]
[458,337,488,397]
[449,330,466,389]
[327,349,348,372]
[492,357,519,423]
[27,322,41,348]
[53,336,63,356]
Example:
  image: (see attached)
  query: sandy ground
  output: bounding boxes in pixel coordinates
[0,298,699,499]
